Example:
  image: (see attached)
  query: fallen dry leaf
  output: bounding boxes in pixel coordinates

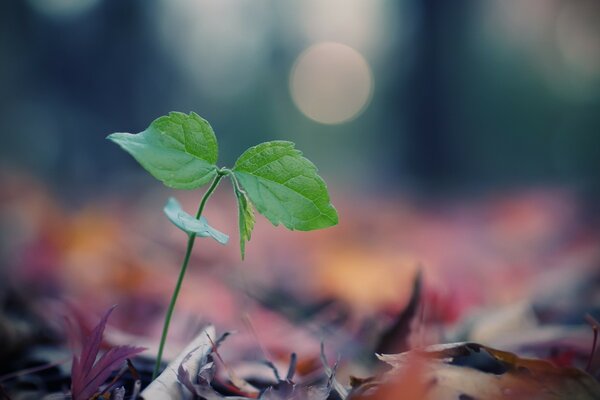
[377,342,600,400]
[141,326,215,400]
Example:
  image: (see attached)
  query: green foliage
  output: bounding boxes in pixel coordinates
[109,113,338,258]
[107,112,218,190]
[231,175,255,260]
[163,197,229,244]
[108,111,339,379]
[232,141,338,232]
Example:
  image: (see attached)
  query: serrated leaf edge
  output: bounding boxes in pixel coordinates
[232,141,338,231]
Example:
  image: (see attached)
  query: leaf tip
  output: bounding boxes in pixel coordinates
[105,132,119,142]
[106,132,132,147]
[217,232,230,245]
[163,196,179,210]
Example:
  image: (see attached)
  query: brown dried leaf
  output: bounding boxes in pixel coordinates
[377,342,600,400]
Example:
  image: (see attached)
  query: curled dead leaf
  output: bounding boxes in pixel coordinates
[373,342,600,400]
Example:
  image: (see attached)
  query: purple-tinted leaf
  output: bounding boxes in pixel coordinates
[80,306,116,377]
[75,346,144,400]
[71,305,116,398]
[70,306,145,400]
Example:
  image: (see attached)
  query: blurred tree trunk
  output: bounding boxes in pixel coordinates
[404,0,466,190]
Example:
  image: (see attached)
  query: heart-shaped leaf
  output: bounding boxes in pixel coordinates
[107,112,219,189]
[233,141,338,231]
[164,197,229,244]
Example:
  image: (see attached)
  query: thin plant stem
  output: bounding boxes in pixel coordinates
[153,173,224,379]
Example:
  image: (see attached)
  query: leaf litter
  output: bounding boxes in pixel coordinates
[2,173,600,399]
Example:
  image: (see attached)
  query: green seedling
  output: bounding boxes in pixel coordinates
[107,111,338,379]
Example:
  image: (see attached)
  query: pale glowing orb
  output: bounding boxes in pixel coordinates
[290,42,373,125]
[555,1,600,80]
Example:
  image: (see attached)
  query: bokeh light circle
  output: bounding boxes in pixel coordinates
[555,1,600,81]
[290,42,373,125]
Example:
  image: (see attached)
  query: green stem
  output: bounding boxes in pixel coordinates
[152,173,224,379]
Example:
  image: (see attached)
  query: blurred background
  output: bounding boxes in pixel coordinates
[1,0,600,385]
[2,0,600,193]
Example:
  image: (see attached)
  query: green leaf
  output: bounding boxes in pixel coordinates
[163,197,229,244]
[231,175,255,259]
[107,112,219,189]
[232,141,338,231]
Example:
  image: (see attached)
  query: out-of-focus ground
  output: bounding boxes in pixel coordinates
[2,170,598,381]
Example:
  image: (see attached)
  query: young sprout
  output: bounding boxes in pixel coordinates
[107,112,338,379]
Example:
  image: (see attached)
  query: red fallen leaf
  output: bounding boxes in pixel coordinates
[70,305,145,400]
[348,352,431,400]
[377,342,600,400]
